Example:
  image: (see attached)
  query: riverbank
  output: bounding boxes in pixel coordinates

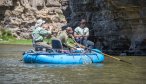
[0,39,32,45]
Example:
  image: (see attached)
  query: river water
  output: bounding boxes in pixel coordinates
[0,44,146,84]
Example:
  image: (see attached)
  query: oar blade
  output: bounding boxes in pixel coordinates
[120,59,132,64]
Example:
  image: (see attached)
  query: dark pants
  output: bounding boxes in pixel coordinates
[75,38,94,49]
[83,39,94,49]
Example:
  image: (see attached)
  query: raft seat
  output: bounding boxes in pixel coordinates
[52,38,63,51]
[52,39,63,49]
[51,38,69,53]
[52,39,71,53]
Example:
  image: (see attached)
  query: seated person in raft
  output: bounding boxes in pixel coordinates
[58,27,86,51]
[32,19,52,50]
[74,19,94,49]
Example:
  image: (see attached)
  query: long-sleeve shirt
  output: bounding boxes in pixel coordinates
[32,27,51,42]
[58,31,76,48]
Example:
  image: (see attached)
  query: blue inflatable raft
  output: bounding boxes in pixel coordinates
[22,49,104,64]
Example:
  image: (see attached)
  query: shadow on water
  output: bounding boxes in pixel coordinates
[0,44,146,84]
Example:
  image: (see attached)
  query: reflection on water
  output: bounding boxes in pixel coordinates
[25,64,103,68]
[0,44,146,84]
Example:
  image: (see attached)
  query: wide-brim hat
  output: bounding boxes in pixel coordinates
[35,19,45,27]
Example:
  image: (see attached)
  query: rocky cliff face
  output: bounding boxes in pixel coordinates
[67,0,146,55]
[0,0,68,39]
[0,0,146,55]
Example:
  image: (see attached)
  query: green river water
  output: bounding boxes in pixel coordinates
[0,44,146,84]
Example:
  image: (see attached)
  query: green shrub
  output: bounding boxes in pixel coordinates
[0,28,15,41]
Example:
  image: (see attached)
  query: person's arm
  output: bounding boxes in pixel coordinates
[65,43,77,50]
[72,39,85,48]
[41,24,53,36]
[83,27,89,37]
[76,43,86,48]
[74,32,82,38]
[39,27,52,37]
[64,38,77,50]
[70,36,86,49]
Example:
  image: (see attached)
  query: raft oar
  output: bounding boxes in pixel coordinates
[84,48,132,64]
[67,36,132,64]
[94,50,132,64]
